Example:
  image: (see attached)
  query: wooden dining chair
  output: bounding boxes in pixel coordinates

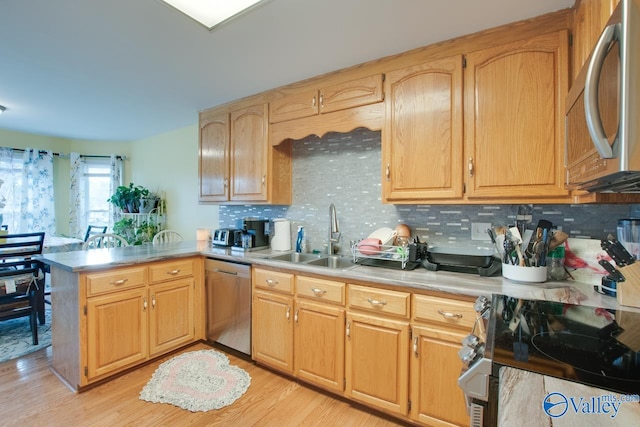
[82,233,129,250]
[84,225,108,242]
[152,230,183,245]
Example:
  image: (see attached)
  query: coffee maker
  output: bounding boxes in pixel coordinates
[232,218,270,251]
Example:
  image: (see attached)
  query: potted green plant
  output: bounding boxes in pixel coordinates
[107,183,152,213]
[134,220,159,245]
[112,217,135,242]
[139,190,159,214]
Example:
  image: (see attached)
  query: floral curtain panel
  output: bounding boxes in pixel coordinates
[68,152,86,239]
[109,154,123,230]
[0,147,55,234]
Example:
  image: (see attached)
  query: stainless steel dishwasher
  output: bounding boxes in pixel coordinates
[205,258,251,356]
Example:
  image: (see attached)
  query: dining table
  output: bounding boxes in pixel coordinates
[43,235,84,254]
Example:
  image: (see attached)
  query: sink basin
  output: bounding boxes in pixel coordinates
[306,256,356,270]
[268,252,323,263]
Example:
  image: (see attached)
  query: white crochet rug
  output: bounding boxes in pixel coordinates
[140,349,251,412]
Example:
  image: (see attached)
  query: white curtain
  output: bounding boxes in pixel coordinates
[68,152,87,239]
[0,147,55,234]
[109,154,123,230]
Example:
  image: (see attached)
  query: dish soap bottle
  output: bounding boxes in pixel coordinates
[296,226,305,253]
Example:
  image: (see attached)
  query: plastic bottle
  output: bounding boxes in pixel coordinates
[296,226,304,253]
[547,246,566,281]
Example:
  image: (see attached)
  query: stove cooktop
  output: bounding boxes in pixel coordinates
[488,295,640,394]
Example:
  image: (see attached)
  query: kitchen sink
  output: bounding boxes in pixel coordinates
[267,253,357,270]
[268,252,324,263]
[306,256,356,270]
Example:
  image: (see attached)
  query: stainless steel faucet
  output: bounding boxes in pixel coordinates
[329,203,341,255]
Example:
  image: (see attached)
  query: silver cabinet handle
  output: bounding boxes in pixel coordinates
[413,336,419,357]
[312,95,316,108]
[367,298,387,307]
[468,157,474,177]
[311,287,326,296]
[151,295,156,309]
[319,93,324,109]
[265,279,279,287]
[386,163,390,181]
[224,177,228,188]
[143,298,147,311]
[438,309,463,319]
[294,308,299,323]
[346,321,351,338]
[286,306,290,321]
[167,269,181,276]
[262,175,266,186]
[109,278,128,285]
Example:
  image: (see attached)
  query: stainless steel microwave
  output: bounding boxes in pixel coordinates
[566,0,640,192]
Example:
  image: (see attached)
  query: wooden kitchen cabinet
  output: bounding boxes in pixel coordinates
[464,30,570,201]
[51,257,203,390]
[345,284,410,417]
[252,289,294,374]
[410,294,477,426]
[198,102,291,204]
[269,74,384,124]
[86,287,148,380]
[294,275,346,393]
[199,109,229,202]
[572,0,620,82]
[382,55,464,202]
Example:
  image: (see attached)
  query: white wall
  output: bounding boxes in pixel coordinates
[128,124,219,240]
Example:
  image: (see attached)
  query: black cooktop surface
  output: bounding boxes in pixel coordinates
[489,295,640,394]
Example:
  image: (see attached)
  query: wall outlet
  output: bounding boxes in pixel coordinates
[471,222,492,241]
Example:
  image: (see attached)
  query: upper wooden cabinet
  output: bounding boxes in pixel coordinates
[464,30,570,201]
[269,74,384,124]
[382,56,464,202]
[199,102,292,205]
[572,0,620,81]
[199,110,229,202]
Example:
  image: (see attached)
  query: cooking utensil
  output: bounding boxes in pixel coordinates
[601,237,636,267]
[598,259,626,282]
[506,227,525,266]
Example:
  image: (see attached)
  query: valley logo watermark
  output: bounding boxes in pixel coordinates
[543,392,640,419]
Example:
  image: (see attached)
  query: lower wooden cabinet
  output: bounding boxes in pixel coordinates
[252,289,294,374]
[294,300,344,393]
[345,311,409,416]
[148,278,195,357]
[86,287,148,379]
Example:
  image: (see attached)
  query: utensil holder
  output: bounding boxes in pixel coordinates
[502,263,547,283]
[617,263,640,308]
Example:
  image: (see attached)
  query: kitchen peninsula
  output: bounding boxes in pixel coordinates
[41,241,639,426]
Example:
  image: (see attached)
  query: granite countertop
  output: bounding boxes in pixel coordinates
[40,240,638,311]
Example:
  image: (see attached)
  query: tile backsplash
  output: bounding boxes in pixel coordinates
[219,128,635,254]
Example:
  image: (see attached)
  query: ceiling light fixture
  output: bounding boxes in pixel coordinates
[0,106,5,115]
[160,0,267,30]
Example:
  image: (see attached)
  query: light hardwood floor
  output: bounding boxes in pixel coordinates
[0,342,410,426]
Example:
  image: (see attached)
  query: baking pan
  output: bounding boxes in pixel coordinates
[426,246,496,268]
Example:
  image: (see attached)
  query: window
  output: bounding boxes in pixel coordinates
[82,158,113,227]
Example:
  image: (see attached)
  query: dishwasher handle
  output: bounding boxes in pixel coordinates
[214,268,238,276]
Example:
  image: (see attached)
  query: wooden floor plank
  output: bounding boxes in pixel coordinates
[0,343,410,426]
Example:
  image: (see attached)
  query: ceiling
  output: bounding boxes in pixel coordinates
[0,0,575,142]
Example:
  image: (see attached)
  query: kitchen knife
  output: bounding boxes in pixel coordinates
[601,239,636,267]
[598,259,626,282]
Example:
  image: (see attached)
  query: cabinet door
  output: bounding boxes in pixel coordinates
[252,290,294,374]
[199,110,230,202]
[86,288,148,380]
[230,103,269,201]
[320,74,384,114]
[410,325,469,426]
[269,89,319,123]
[294,300,345,393]
[345,311,409,416]
[148,278,195,357]
[464,31,569,200]
[383,55,464,202]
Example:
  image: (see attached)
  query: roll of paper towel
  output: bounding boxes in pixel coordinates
[196,228,211,241]
[271,219,291,251]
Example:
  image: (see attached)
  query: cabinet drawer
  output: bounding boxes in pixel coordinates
[296,276,345,305]
[348,284,410,318]
[254,268,294,294]
[86,267,146,297]
[149,258,195,284]
[413,294,477,329]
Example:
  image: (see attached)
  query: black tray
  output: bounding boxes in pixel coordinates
[426,246,495,268]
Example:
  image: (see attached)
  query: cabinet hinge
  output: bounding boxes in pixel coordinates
[83,305,87,315]
[568,33,573,47]
[409,328,413,340]
[463,182,466,194]
[408,400,412,412]
[462,56,467,68]
[84,366,88,377]
[382,73,386,82]
[344,378,346,389]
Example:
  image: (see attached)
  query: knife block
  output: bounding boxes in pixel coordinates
[617,263,640,308]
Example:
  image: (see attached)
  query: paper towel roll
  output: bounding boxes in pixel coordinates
[271,219,291,251]
[196,228,211,241]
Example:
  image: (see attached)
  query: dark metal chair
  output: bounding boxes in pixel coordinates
[84,225,108,242]
[0,225,7,231]
[0,232,46,345]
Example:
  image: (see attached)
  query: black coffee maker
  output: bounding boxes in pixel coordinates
[233,218,270,251]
